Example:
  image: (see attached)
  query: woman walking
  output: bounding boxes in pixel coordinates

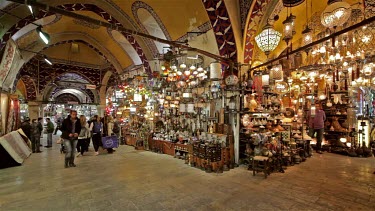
[90,115,103,156]
[61,110,81,168]
[77,115,90,156]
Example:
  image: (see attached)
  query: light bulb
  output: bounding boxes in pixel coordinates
[184,70,191,76]
[320,46,326,54]
[180,63,187,69]
[197,66,204,72]
[190,65,196,70]
[171,65,177,70]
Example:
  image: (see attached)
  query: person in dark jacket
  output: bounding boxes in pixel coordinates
[20,117,32,140]
[61,110,81,168]
[30,119,42,153]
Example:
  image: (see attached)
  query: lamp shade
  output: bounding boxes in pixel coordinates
[262,74,270,86]
[255,24,282,56]
[210,62,222,79]
[179,103,186,112]
[321,0,351,28]
[270,64,283,81]
[187,103,195,113]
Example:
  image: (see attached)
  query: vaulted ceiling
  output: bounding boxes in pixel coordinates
[0,0,229,103]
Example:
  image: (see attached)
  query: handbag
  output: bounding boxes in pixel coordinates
[102,135,119,149]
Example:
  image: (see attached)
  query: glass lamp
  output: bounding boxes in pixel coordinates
[255,23,282,56]
[321,0,351,29]
[302,26,313,46]
[270,64,283,82]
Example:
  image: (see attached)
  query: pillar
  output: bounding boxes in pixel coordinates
[28,101,42,121]
[96,104,106,117]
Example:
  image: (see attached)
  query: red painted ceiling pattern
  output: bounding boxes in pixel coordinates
[20,75,37,100]
[202,0,237,61]
[244,0,271,63]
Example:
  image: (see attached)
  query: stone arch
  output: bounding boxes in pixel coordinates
[132,1,172,57]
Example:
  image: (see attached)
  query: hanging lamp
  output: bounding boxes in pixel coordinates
[255,23,282,56]
[321,0,352,29]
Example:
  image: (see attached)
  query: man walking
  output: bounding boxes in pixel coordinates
[307,101,326,154]
[61,110,81,168]
[45,118,54,148]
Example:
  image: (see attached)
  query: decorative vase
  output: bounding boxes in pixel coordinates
[248,94,258,112]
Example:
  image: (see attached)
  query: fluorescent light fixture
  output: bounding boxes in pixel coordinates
[44,57,52,65]
[28,5,33,14]
[36,26,50,44]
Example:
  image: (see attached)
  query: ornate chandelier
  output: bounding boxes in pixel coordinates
[321,0,352,29]
[255,23,282,56]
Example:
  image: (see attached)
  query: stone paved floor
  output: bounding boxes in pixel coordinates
[0,136,375,211]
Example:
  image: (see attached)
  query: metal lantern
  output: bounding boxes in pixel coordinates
[283,14,296,43]
[255,23,282,56]
[187,103,195,113]
[302,26,313,47]
[210,61,222,79]
[270,64,283,81]
[228,96,236,110]
[321,0,351,28]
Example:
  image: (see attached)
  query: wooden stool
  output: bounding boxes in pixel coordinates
[252,156,271,178]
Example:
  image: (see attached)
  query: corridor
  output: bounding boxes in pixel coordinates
[0,140,374,211]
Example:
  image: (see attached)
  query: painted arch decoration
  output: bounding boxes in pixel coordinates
[20,75,37,100]
[202,0,237,61]
[132,1,172,57]
[244,0,271,64]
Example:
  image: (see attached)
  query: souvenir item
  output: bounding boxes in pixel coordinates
[225,75,239,86]
[248,94,258,112]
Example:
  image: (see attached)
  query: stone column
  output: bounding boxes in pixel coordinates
[96,104,106,117]
[28,101,42,121]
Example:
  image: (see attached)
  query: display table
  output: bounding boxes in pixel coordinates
[125,133,137,146]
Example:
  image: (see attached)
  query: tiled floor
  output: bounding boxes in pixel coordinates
[0,136,374,211]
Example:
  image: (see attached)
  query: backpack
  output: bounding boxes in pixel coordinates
[113,122,120,134]
[93,122,102,133]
